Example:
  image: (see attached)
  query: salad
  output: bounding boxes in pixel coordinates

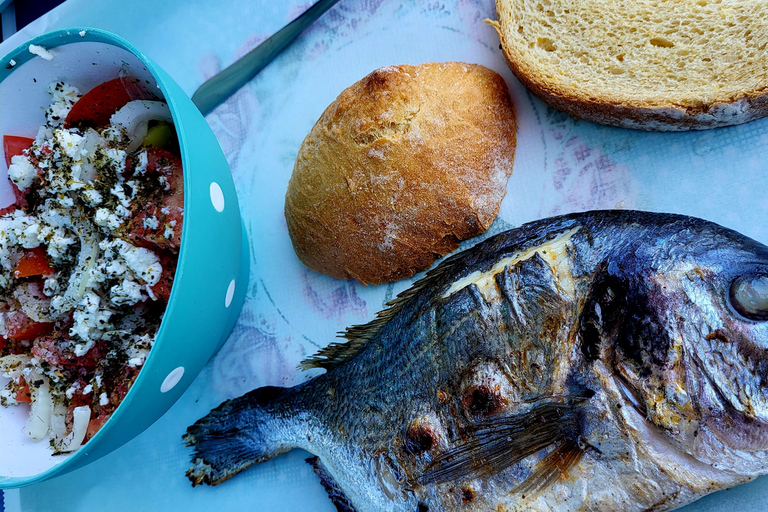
[0,76,183,453]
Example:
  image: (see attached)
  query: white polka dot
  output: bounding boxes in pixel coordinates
[160,366,185,393]
[225,279,236,308]
[210,182,225,212]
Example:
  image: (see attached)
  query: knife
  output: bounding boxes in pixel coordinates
[191,0,342,116]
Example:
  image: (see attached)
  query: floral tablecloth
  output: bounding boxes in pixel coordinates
[2,0,768,510]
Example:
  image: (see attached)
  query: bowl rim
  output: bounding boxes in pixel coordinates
[0,27,190,487]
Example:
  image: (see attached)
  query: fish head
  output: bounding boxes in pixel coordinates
[604,220,768,474]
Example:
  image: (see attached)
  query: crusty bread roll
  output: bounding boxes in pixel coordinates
[492,0,768,131]
[285,62,517,285]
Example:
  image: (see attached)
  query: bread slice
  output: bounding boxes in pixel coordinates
[492,0,768,130]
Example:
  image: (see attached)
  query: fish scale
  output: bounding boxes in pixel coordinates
[185,210,768,511]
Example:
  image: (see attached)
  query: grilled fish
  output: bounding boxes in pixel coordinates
[184,210,768,511]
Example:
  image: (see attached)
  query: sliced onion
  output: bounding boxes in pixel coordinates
[23,375,52,440]
[56,405,90,452]
[14,282,53,323]
[110,100,173,152]
[78,128,102,183]
[56,222,99,313]
[50,404,68,439]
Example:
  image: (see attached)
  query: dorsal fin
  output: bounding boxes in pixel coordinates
[300,218,584,371]
[299,248,478,371]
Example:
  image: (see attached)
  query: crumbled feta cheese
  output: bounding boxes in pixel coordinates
[79,30,87,37]
[43,277,60,297]
[134,150,148,175]
[65,382,81,400]
[34,126,54,146]
[163,225,174,240]
[94,208,122,230]
[45,82,80,126]
[82,384,93,395]
[122,242,162,285]
[29,44,54,61]
[97,240,162,286]
[142,216,159,229]
[104,148,127,170]
[8,154,37,190]
[110,279,144,306]
[83,188,103,206]
[70,292,113,351]
[99,392,109,406]
[8,59,16,67]
[4,212,43,249]
[55,129,84,159]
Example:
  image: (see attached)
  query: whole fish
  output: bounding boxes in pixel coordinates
[184,210,768,511]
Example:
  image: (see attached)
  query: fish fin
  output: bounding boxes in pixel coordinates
[306,456,358,512]
[300,337,368,371]
[300,221,577,371]
[184,386,294,486]
[513,439,584,498]
[417,396,590,485]
[301,245,492,371]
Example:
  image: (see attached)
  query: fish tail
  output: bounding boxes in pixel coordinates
[183,386,298,486]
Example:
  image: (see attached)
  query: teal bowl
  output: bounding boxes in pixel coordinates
[0,28,248,487]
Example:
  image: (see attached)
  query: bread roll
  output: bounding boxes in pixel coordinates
[492,0,768,131]
[285,62,517,285]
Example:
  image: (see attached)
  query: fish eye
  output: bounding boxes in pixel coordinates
[729,273,768,321]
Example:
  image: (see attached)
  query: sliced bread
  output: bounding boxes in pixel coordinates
[492,0,768,130]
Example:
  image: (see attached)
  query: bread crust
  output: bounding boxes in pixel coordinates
[492,2,768,131]
[285,62,517,284]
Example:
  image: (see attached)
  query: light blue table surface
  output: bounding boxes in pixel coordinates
[2,0,768,510]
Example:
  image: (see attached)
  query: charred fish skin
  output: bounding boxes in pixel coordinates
[185,210,768,512]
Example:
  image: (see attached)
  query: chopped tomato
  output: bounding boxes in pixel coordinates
[64,78,133,129]
[124,148,184,252]
[118,75,156,102]
[146,147,184,205]
[123,155,134,178]
[3,135,34,168]
[15,247,54,278]
[2,135,35,215]
[125,206,183,253]
[15,376,31,403]
[5,311,54,341]
[84,412,111,443]
[1,181,30,216]
[112,366,140,403]
[32,337,104,369]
